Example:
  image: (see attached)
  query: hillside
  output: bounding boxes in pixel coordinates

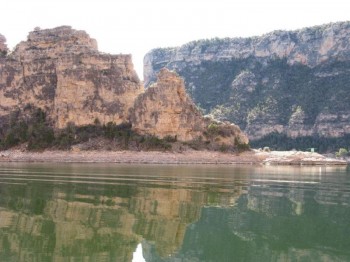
[144,22,350,152]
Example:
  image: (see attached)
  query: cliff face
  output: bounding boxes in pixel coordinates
[0,26,142,129]
[144,21,350,145]
[132,69,208,141]
[0,26,248,147]
[131,69,248,145]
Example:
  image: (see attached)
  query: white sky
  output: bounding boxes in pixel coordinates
[1,0,350,79]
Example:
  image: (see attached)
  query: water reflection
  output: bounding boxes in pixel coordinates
[0,164,349,261]
[133,243,146,262]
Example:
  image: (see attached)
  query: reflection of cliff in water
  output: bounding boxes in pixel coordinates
[0,165,244,261]
[145,168,350,262]
[0,164,349,262]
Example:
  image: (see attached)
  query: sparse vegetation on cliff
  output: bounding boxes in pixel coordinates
[144,22,350,152]
[0,108,55,150]
[0,106,249,153]
[0,28,248,154]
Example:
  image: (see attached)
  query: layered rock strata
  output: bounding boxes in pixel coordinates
[0,26,142,129]
[0,26,248,146]
[131,68,248,145]
[144,21,350,142]
[132,69,207,141]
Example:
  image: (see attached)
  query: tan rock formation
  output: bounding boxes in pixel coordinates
[0,26,248,148]
[0,26,143,129]
[131,68,249,145]
[131,69,206,141]
[11,26,98,60]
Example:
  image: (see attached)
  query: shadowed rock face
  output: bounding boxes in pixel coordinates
[0,34,7,56]
[0,26,143,129]
[144,21,350,142]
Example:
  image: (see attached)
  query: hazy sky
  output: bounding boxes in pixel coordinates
[1,0,350,78]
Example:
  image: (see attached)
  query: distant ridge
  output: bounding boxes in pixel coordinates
[144,21,350,152]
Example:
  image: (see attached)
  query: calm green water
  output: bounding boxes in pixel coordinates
[0,163,349,262]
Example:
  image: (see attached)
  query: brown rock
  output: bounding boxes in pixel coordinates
[0,26,248,149]
[0,26,143,129]
[131,69,249,145]
[131,69,205,140]
[11,26,98,60]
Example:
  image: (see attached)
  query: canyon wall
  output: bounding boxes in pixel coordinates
[131,68,247,144]
[144,21,350,146]
[0,26,142,129]
[0,26,248,146]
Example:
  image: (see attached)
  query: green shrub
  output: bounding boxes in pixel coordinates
[219,144,230,152]
[185,136,205,150]
[336,148,348,157]
[234,137,250,152]
[103,122,132,140]
[140,135,172,151]
[27,123,54,150]
[163,135,177,143]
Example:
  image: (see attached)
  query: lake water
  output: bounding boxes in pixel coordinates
[0,163,349,262]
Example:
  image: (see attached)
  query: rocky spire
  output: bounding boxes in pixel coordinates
[131,68,249,146]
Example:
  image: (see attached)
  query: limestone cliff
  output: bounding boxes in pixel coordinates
[144,21,350,150]
[0,26,248,149]
[131,69,206,141]
[131,68,248,146]
[0,26,142,129]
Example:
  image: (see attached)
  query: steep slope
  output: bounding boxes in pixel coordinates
[144,21,350,151]
[0,26,143,130]
[131,69,206,140]
[0,26,248,150]
[130,69,249,149]
[131,69,248,147]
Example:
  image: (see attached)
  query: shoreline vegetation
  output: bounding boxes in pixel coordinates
[0,107,249,153]
[0,149,347,166]
[0,108,348,166]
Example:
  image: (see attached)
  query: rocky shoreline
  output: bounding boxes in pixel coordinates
[0,149,347,165]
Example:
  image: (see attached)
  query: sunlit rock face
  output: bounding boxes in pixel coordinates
[131,69,207,141]
[131,68,249,144]
[144,21,350,142]
[0,26,143,129]
[0,27,248,145]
